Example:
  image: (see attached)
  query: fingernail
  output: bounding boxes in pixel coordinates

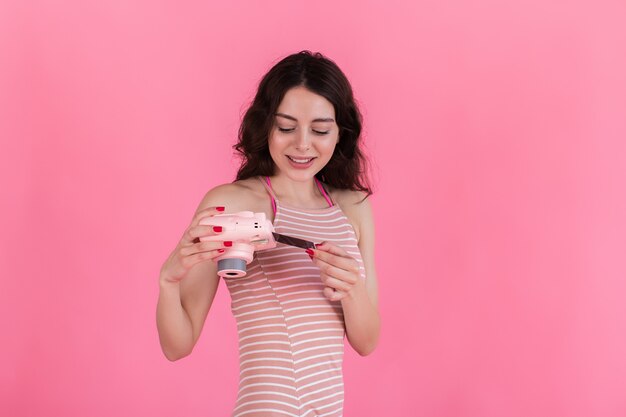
[216,206,225,212]
[305,248,314,256]
[213,226,223,232]
[218,249,225,253]
[224,241,233,247]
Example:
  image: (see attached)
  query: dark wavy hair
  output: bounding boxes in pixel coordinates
[234,50,372,197]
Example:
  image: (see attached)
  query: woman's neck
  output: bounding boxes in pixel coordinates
[268,175,327,208]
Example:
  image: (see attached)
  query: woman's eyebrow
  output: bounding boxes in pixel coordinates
[275,113,335,123]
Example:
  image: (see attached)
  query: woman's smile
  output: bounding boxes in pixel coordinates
[286,155,317,168]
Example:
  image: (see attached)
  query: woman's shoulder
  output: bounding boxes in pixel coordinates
[328,187,373,242]
[329,187,370,210]
[196,177,267,213]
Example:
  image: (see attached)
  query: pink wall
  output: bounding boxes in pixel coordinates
[2,1,625,416]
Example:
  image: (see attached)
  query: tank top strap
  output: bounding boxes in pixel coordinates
[258,176,277,215]
[314,177,335,207]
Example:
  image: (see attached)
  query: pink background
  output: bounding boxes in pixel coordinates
[1,1,625,416]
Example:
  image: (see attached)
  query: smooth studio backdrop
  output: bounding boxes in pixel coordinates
[1,1,625,416]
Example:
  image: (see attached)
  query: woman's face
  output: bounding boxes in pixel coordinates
[268,86,339,182]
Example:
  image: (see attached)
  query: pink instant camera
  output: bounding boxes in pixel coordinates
[198,211,277,278]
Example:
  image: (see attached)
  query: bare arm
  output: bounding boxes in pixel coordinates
[311,191,380,356]
[156,187,232,361]
[341,196,380,355]
[156,254,220,361]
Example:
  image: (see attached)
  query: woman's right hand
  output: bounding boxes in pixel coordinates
[159,206,228,285]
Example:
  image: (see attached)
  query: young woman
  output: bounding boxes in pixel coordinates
[156,50,380,417]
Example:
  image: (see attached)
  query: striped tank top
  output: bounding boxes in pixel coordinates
[223,176,366,417]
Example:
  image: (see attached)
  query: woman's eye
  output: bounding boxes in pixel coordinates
[277,127,329,135]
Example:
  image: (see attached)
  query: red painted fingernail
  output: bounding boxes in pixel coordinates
[305,248,314,256]
[224,241,233,247]
[216,206,225,212]
[213,226,223,232]
[218,249,225,253]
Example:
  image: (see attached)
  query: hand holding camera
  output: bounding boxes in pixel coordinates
[162,209,316,282]
[159,206,230,284]
[199,211,277,278]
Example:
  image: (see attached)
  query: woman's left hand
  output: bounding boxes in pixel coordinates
[307,241,362,302]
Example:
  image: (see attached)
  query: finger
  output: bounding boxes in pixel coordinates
[316,259,358,288]
[323,286,347,301]
[192,206,225,226]
[333,290,347,301]
[183,223,225,245]
[314,241,349,257]
[181,248,226,269]
[320,273,354,293]
[180,240,229,256]
[323,286,336,300]
[189,224,224,240]
[309,249,359,276]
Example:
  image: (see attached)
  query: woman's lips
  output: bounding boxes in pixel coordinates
[286,155,316,169]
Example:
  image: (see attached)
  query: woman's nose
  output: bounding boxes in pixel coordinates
[294,130,311,151]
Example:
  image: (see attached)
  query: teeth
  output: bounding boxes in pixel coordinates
[288,156,313,164]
